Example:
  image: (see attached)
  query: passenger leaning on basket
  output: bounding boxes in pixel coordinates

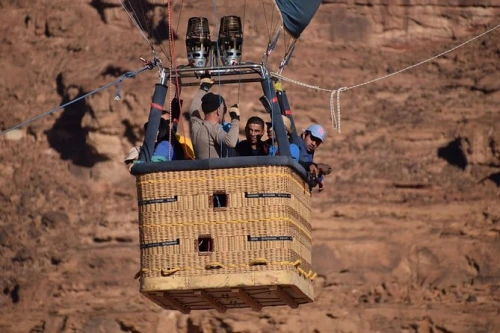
[266,115,299,160]
[296,123,332,192]
[235,116,269,156]
[162,97,195,160]
[124,118,181,171]
[189,77,240,159]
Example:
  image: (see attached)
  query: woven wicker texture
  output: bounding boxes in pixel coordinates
[136,165,314,310]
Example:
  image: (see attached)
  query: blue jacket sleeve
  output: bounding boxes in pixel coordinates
[152,141,175,161]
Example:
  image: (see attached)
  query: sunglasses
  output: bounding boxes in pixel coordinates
[306,132,322,144]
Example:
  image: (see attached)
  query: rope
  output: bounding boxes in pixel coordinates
[205,262,225,269]
[141,216,312,242]
[211,0,227,158]
[175,0,184,33]
[167,0,175,160]
[1,65,153,136]
[137,258,318,281]
[120,1,169,63]
[237,0,247,103]
[347,23,500,91]
[120,0,151,47]
[249,258,268,266]
[161,267,181,276]
[165,0,191,160]
[261,0,271,42]
[271,22,500,134]
[114,71,142,100]
[270,72,332,92]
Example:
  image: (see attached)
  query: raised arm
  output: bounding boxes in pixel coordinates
[188,89,206,120]
[189,78,214,119]
[217,104,240,148]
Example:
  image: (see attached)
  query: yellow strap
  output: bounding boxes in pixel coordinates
[140,259,318,281]
[142,217,312,242]
[175,134,195,160]
[297,267,307,277]
[249,258,268,266]
[161,267,181,276]
[274,81,282,92]
[134,268,148,279]
[205,262,225,270]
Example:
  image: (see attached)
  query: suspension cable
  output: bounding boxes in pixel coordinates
[237,0,247,103]
[1,65,154,136]
[270,22,500,134]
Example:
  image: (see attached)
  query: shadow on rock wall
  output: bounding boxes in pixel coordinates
[437,138,468,170]
[45,73,108,167]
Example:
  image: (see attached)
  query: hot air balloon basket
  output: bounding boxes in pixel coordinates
[135,165,315,312]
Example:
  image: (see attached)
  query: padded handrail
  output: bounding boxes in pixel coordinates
[131,155,309,183]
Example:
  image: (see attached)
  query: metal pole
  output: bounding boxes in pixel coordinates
[276,90,300,145]
[138,69,169,162]
[261,74,290,157]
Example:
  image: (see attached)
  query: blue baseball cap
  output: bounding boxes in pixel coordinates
[305,124,326,142]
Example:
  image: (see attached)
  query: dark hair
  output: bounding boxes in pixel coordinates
[143,118,171,143]
[143,119,185,159]
[170,98,183,120]
[157,118,170,142]
[201,93,225,114]
[246,116,265,130]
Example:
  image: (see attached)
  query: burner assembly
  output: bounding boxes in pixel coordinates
[185,16,243,68]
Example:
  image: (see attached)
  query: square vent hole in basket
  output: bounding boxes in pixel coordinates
[211,191,228,209]
[197,235,214,254]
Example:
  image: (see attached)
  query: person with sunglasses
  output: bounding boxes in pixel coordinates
[297,124,332,192]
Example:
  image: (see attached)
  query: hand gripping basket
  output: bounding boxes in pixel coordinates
[133,157,315,313]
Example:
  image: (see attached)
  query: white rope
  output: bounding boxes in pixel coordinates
[346,23,500,91]
[270,22,500,134]
[273,72,341,133]
[271,72,333,92]
[329,90,337,130]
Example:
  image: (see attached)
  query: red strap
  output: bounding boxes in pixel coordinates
[151,103,163,111]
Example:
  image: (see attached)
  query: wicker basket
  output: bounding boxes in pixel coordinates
[136,165,314,312]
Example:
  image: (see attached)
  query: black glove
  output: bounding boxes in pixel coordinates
[229,104,240,121]
[200,77,214,92]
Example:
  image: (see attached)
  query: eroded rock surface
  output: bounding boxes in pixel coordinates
[1,1,500,332]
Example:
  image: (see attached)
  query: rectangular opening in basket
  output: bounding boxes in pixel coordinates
[198,235,214,253]
[211,191,228,209]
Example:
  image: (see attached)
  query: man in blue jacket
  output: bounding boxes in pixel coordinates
[296,123,332,192]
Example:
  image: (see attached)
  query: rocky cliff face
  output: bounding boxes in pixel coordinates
[1,1,500,332]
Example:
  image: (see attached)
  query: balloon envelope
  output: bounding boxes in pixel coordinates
[274,0,322,39]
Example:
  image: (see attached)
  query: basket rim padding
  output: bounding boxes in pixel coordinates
[131,155,308,181]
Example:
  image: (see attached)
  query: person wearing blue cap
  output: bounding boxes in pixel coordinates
[297,124,332,192]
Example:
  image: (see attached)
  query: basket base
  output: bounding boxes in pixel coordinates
[141,270,314,312]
